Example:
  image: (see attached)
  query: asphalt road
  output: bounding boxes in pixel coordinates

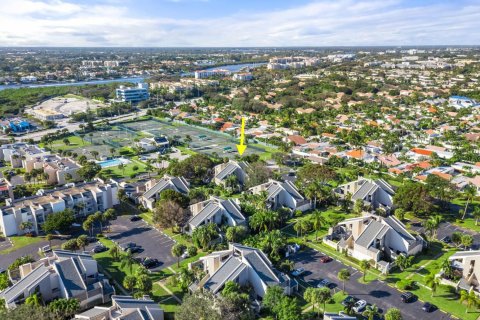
[410,221,480,249]
[107,215,177,271]
[290,248,455,320]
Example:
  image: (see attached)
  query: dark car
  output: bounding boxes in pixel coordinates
[142,258,160,269]
[441,236,451,244]
[120,242,137,251]
[341,295,358,307]
[92,245,108,253]
[130,215,142,222]
[401,292,415,303]
[422,302,436,312]
[128,246,143,254]
[320,256,332,263]
[87,236,97,243]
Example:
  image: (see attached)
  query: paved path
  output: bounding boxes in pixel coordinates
[156,281,182,303]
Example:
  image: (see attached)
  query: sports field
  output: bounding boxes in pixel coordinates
[119,118,267,158]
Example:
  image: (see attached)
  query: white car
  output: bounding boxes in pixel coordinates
[353,300,367,313]
[291,267,305,277]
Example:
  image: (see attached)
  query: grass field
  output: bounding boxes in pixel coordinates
[0,236,44,255]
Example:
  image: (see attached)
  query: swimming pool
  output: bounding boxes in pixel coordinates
[98,159,126,168]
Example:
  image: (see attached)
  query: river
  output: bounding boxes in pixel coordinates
[0,76,146,91]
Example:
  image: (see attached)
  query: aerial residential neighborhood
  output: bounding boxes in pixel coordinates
[1,1,480,320]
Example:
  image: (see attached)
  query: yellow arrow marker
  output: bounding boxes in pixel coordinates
[236,117,247,155]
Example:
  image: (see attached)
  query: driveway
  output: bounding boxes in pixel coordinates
[106,215,177,271]
[290,248,455,320]
[410,221,480,249]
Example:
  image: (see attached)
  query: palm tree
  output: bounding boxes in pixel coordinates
[260,230,284,261]
[109,246,120,261]
[310,211,326,241]
[338,268,351,293]
[360,260,371,282]
[425,272,439,297]
[318,287,331,314]
[363,304,380,320]
[462,185,476,220]
[473,206,480,226]
[171,244,186,268]
[294,217,312,238]
[120,250,136,274]
[441,258,454,279]
[118,163,126,175]
[460,290,478,313]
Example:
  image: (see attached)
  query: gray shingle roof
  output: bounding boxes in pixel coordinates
[450,250,480,260]
[0,265,50,304]
[216,162,241,181]
[143,176,189,200]
[203,256,246,293]
[383,216,416,242]
[55,258,87,298]
[355,220,389,248]
[188,198,245,228]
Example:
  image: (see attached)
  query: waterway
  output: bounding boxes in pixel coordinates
[0,76,145,91]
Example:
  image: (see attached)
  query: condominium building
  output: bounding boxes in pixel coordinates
[25,154,81,185]
[115,83,149,103]
[0,179,119,236]
[0,250,114,310]
[75,295,164,320]
[194,69,230,79]
[0,178,13,202]
[0,143,49,168]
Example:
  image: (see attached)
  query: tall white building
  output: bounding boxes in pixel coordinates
[115,83,149,103]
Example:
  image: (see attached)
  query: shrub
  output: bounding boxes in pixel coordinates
[187,246,197,257]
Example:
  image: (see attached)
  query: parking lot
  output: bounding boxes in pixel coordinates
[410,221,480,249]
[107,215,177,271]
[290,248,455,320]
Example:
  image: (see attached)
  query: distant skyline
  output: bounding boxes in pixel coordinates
[1,0,480,47]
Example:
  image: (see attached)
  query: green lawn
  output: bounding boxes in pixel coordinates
[40,135,91,152]
[101,157,149,179]
[0,236,45,255]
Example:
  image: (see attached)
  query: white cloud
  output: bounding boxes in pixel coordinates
[0,0,479,46]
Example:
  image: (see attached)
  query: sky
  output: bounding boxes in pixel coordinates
[0,0,480,47]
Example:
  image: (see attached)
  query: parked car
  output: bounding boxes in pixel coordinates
[181,251,189,259]
[422,302,436,312]
[142,258,160,269]
[128,246,143,254]
[401,292,415,303]
[317,279,334,289]
[41,245,51,253]
[320,256,332,263]
[441,236,451,244]
[130,215,141,222]
[87,236,97,243]
[92,245,108,253]
[119,242,137,251]
[353,300,367,312]
[291,267,305,277]
[341,296,358,307]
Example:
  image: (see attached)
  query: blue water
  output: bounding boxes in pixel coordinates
[181,62,267,77]
[98,159,123,168]
[0,77,145,91]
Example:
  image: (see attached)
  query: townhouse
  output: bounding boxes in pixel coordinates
[187,196,246,234]
[0,143,49,168]
[0,179,119,236]
[248,180,311,212]
[324,215,425,273]
[139,175,189,210]
[334,178,396,213]
[0,250,114,310]
[213,160,249,187]
[0,178,13,202]
[189,243,297,298]
[75,295,164,320]
[442,251,480,296]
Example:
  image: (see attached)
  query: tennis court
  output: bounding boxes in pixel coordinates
[119,119,264,158]
[71,127,140,159]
